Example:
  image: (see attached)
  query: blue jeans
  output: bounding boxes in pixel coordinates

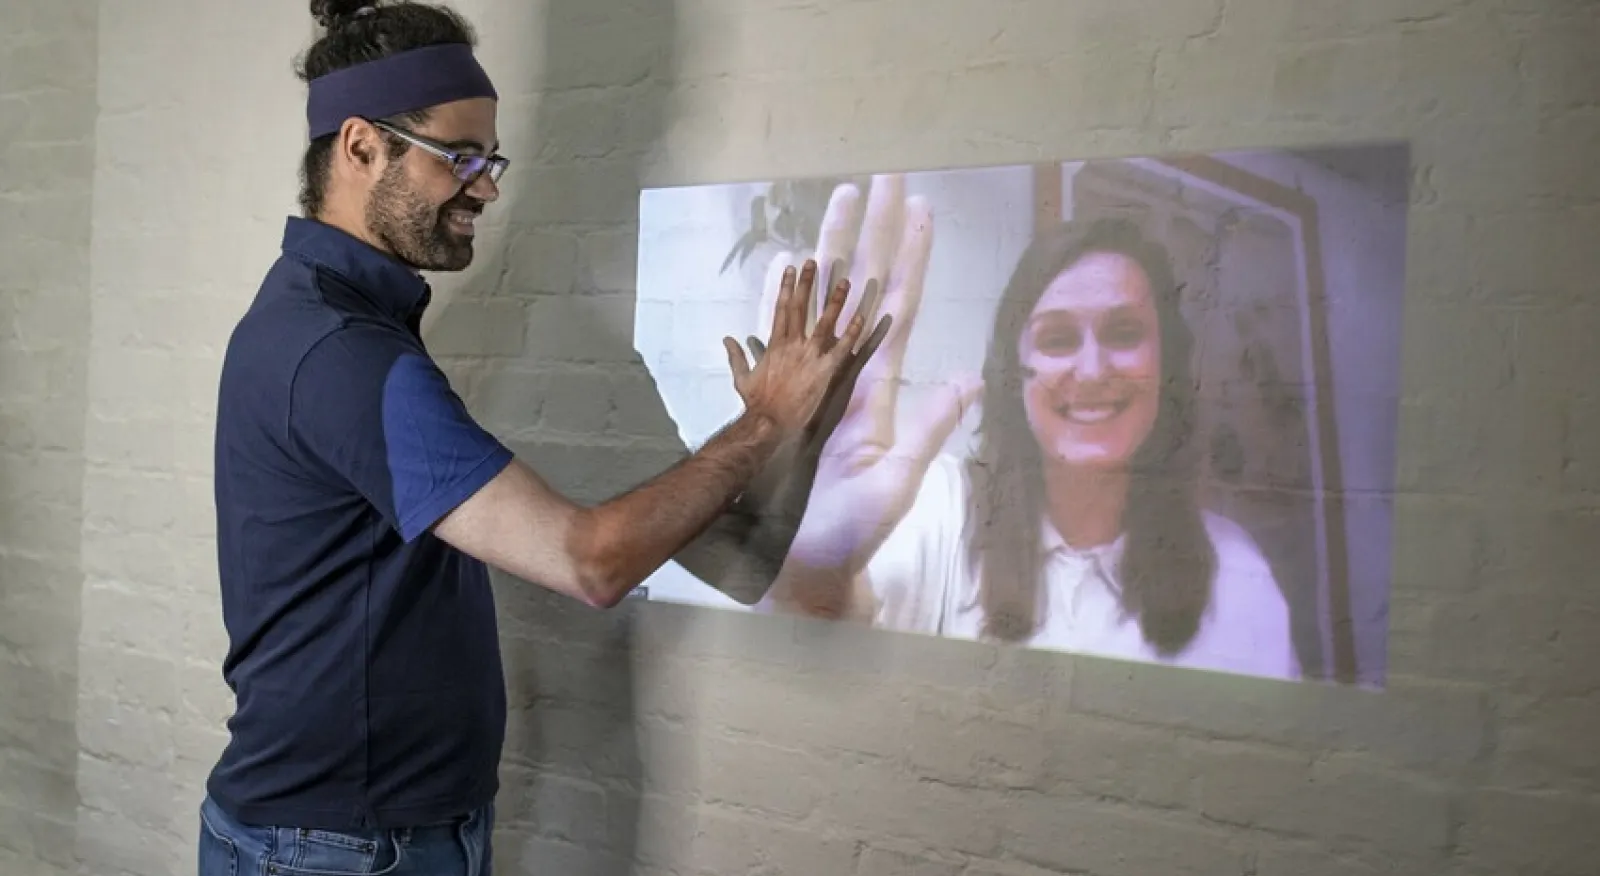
[197,795,494,876]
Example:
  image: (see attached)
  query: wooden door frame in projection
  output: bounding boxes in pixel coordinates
[1032,155,1357,684]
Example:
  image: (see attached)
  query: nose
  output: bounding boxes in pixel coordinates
[465,171,500,203]
[1069,333,1108,381]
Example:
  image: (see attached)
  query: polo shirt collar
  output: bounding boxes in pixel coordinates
[1040,517,1125,584]
[281,216,431,322]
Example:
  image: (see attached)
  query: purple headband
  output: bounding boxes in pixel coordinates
[305,43,498,140]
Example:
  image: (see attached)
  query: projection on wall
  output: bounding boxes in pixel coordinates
[635,144,1409,688]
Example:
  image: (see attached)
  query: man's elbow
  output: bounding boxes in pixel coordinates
[575,572,629,610]
[568,519,636,610]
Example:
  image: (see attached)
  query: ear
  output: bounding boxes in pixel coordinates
[335,117,387,180]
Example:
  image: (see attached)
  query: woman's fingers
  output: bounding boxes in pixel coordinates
[813,183,864,329]
[845,174,906,330]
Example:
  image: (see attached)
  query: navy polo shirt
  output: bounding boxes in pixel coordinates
[206,216,515,830]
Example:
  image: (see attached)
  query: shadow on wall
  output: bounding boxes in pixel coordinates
[421,0,680,871]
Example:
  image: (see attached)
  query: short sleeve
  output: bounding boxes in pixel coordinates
[289,326,514,543]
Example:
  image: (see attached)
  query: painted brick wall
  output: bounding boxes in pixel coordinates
[0,2,98,875]
[2,0,1597,874]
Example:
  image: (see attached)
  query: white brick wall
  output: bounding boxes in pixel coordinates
[0,2,98,875]
[1,0,1596,874]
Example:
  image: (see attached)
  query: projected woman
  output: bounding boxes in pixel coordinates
[758,174,1298,681]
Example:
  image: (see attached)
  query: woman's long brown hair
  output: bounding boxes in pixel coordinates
[962,216,1215,655]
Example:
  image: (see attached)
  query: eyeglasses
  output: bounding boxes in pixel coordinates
[365,117,510,184]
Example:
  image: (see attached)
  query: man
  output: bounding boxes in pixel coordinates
[198,2,883,873]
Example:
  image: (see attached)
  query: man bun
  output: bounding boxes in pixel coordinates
[311,0,375,30]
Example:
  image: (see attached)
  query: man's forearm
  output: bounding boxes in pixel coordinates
[568,409,787,606]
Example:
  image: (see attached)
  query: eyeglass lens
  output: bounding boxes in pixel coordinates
[454,155,503,183]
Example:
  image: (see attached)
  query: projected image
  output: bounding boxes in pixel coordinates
[635,145,1409,687]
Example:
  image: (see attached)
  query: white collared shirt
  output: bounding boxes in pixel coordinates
[863,453,1300,681]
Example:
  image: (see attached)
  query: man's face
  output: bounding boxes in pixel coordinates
[365,97,501,272]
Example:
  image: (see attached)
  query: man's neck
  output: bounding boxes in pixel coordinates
[311,208,428,278]
[314,207,390,261]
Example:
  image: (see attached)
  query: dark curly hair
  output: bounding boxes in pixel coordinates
[293,1,478,217]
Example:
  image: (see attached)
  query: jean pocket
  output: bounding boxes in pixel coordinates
[264,827,401,876]
[197,808,240,876]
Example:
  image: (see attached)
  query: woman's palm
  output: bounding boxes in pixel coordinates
[753,174,979,574]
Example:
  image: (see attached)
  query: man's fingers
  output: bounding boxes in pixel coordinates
[835,306,867,355]
[791,260,820,341]
[757,251,794,342]
[814,277,851,347]
[842,311,891,366]
[724,336,752,387]
[835,314,893,406]
[746,336,766,364]
[810,313,892,443]
[774,263,799,342]
[828,312,868,373]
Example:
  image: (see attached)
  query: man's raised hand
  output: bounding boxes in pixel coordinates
[724,258,875,438]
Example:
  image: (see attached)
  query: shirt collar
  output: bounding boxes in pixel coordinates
[1040,519,1125,574]
[280,216,432,323]
[1039,520,1130,623]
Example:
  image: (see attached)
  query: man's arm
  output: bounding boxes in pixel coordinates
[436,259,873,609]
[432,408,784,609]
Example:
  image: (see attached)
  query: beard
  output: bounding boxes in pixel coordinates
[365,161,481,272]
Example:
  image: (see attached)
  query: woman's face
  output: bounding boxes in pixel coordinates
[1019,250,1162,470]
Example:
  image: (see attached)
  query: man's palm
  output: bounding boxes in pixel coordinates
[726,259,868,437]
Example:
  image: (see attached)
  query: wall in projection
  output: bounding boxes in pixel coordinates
[634,144,1409,688]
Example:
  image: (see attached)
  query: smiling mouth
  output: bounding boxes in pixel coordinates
[1055,399,1131,425]
[444,208,480,235]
